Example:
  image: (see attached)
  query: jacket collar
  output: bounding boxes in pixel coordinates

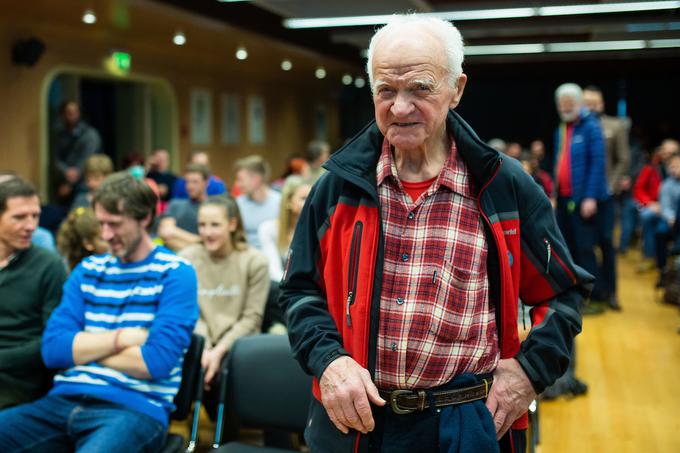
[324,109,501,196]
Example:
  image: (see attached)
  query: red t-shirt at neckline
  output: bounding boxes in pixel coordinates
[401,176,438,202]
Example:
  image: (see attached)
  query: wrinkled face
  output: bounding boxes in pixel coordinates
[0,196,40,253]
[557,96,581,123]
[289,184,311,217]
[372,29,466,153]
[185,171,207,201]
[94,203,145,262]
[235,169,261,197]
[198,204,235,255]
[583,90,604,114]
[63,103,80,128]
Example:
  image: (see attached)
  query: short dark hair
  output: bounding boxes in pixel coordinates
[92,172,157,226]
[305,141,330,163]
[185,163,210,181]
[0,177,38,215]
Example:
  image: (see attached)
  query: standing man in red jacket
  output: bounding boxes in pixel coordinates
[280,14,592,453]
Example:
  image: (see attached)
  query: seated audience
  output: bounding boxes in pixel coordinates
[0,177,67,409]
[171,150,226,199]
[71,154,114,210]
[634,146,671,271]
[146,149,177,209]
[158,163,208,251]
[56,206,108,270]
[258,175,312,282]
[0,172,198,452]
[179,196,268,415]
[234,155,281,249]
[655,153,680,283]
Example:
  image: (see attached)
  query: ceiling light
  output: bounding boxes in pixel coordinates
[354,77,366,88]
[281,59,292,71]
[649,38,680,48]
[465,44,545,55]
[282,1,680,29]
[547,40,646,52]
[315,67,327,79]
[341,74,353,85]
[235,47,248,60]
[539,1,680,16]
[82,9,97,25]
[173,31,186,46]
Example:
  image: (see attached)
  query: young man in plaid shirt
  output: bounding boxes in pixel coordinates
[280,14,592,453]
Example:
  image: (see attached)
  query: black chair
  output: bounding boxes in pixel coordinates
[161,333,206,453]
[213,334,312,452]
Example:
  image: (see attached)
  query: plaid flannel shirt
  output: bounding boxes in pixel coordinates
[375,137,499,389]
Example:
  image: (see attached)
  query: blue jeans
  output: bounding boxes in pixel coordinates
[617,193,637,252]
[592,197,617,300]
[556,197,598,287]
[0,394,166,453]
[640,208,662,258]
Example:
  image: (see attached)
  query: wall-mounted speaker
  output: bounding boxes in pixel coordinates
[11,37,45,67]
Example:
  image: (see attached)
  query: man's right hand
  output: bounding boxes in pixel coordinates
[319,356,386,435]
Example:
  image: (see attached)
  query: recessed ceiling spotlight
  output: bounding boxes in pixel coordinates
[281,59,292,71]
[82,9,97,25]
[235,47,248,60]
[354,77,366,88]
[341,74,353,85]
[315,67,327,79]
[173,31,186,46]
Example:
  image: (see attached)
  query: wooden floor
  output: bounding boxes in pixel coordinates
[172,249,680,452]
[538,249,680,453]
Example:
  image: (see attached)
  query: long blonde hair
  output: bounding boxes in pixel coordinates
[277,175,312,255]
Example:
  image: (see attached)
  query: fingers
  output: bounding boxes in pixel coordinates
[362,372,386,407]
[339,396,368,433]
[326,406,350,434]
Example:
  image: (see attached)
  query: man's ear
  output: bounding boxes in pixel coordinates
[449,73,468,109]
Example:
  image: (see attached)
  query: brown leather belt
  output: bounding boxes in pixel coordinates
[379,378,493,415]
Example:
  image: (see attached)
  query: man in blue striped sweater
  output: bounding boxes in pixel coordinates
[0,172,198,452]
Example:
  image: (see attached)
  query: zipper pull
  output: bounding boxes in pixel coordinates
[346,292,353,326]
[544,238,551,274]
[522,303,527,331]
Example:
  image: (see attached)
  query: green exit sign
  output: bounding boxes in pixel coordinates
[112,51,131,73]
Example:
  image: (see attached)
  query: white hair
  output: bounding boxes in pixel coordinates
[555,83,583,104]
[365,14,464,93]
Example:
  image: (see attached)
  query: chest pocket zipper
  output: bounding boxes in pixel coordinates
[544,238,551,274]
[346,221,363,327]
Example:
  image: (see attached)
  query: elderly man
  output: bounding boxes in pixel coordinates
[280,15,591,453]
[582,85,629,310]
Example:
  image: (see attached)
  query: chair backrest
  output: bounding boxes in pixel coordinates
[172,333,205,420]
[226,334,311,432]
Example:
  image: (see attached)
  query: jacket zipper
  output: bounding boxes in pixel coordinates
[346,221,363,327]
[544,238,551,274]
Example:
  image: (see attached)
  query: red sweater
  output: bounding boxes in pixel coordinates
[633,164,662,206]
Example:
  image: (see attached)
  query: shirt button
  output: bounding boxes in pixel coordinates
[396,297,404,305]
[407,212,415,220]
[391,342,397,352]
[401,253,409,262]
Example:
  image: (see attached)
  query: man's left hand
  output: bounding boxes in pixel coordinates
[485,358,536,440]
[580,198,597,219]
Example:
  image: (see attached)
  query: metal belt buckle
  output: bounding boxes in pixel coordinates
[389,389,415,415]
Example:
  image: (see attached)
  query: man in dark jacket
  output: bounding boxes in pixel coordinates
[280,14,592,453]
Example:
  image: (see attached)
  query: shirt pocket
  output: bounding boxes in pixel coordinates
[430,263,486,342]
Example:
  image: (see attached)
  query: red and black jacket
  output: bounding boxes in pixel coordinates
[280,110,593,453]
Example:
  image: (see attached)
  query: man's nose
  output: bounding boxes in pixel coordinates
[101,225,114,241]
[391,91,414,116]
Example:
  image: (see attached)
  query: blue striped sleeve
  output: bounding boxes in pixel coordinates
[141,260,198,380]
[42,264,86,369]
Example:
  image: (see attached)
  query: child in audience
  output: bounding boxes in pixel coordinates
[179,195,269,415]
[56,207,108,270]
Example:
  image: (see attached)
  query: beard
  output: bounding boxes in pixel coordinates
[559,109,580,123]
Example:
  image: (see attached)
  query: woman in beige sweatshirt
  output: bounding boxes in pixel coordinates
[179,195,270,397]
